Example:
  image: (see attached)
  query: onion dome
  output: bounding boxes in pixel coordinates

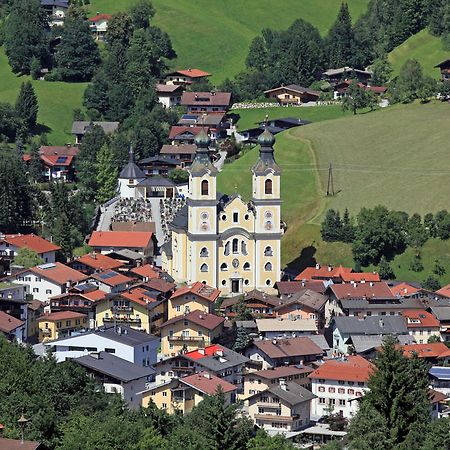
[194,128,211,151]
[258,127,275,148]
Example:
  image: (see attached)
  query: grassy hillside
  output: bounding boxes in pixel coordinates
[218,102,450,275]
[89,0,370,82]
[0,48,86,144]
[388,29,448,79]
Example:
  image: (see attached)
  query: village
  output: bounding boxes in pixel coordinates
[0,0,450,449]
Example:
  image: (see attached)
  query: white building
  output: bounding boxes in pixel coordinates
[44,325,160,366]
[0,311,26,343]
[156,84,183,108]
[309,355,374,420]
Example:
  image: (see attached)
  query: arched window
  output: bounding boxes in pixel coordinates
[232,238,239,254]
[201,180,209,196]
[224,242,230,256]
[220,263,228,271]
[200,263,208,272]
[265,179,273,195]
[243,262,251,271]
[265,262,273,271]
[200,247,209,257]
[241,241,248,255]
[264,246,273,257]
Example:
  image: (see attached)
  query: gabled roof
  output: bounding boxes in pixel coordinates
[144,278,176,293]
[390,282,421,298]
[170,281,220,302]
[91,270,132,287]
[168,126,206,140]
[340,272,380,283]
[38,311,86,322]
[181,92,231,107]
[2,233,60,254]
[27,262,87,285]
[295,264,352,281]
[160,144,197,155]
[88,231,153,249]
[40,145,78,156]
[40,154,74,167]
[402,342,450,359]
[72,253,123,271]
[333,316,408,335]
[166,69,211,78]
[247,381,316,406]
[161,310,224,331]
[275,280,326,295]
[309,355,374,382]
[130,264,160,280]
[256,318,318,333]
[252,337,323,359]
[182,344,249,371]
[330,282,396,301]
[322,67,372,77]
[402,309,440,328]
[264,84,320,97]
[436,284,450,298]
[180,371,236,395]
[88,13,112,22]
[0,311,25,333]
[276,289,327,312]
[120,287,159,306]
[49,289,107,304]
[430,306,450,321]
[251,364,313,380]
[71,121,119,135]
[156,84,184,93]
[434,58,450,68]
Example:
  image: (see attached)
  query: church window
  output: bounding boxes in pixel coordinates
[241,241,248,255]
[220,263,228,271]
[200,247,209,257]
[264,246,273,256]
[201,180,209,195]
[244,214,249,220]
[221,280,227,286]
[265,179,273,195]
[244,279,250,285]
[265,262,273,271]
[224,242,230,256]
[200,263,208,272]
[232,238,239,254]
[243,262,251,271]
[233,212,239,223]
[221,214,227,221]
[266,279,272,286]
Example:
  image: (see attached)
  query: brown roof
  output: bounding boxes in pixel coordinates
[156,84,184,93]
[402,342,450,359]
[38,311,86,322]
[251,364,314,380]
[91,270,133,287]
[309,355,374,382]
[181,91,231,107]
[168,126,206,140]
[28,300,44,311]
[73,253,123,271]
[436,284,450,298]
[181,371,237,395]
[275,280,326,295]
[330,282,396,300]
[160,144,197,155]
[0,311,25,333]
[253,337,323,359]
[144,278,176,294]
[430,388,448,404]
[40,145,78,156]
[2,234,60,254]
[167,69,211,78]
[28,262,87,285]
[0,438,44,450]
[161,310,225,331]
[276,289,327,312]
[110,222,156,233]
[221,289,280,309]
[130,264,160,280]
[264,84,320,97]
[171,281,220,302]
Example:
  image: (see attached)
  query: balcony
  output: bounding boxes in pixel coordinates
[111,306,134,313]
[41,328,52,335]
[103,317,141,324]
[254,414,296,423]
[168,335,205,342]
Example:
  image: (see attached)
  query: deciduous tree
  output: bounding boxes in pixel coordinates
[13,248,43,268]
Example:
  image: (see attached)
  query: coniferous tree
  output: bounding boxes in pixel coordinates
[28,143,44,182]
[55,14,101,81]
[434,210,450,239]
[422,275,441,291]
[15,81,38,131]
[52,212,73,259]
[321,209,342,242]
[340,208,355,242]
[233,327,251,352]
[233,296,253,321]
[96,144,118,203]
[4,0,48,74]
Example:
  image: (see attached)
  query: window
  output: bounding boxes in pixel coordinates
[264,246,273,257]
[183,320,188,326]
[265,179,273,194]
[233,212,239,223]
[357,382,364,386]
[266,279,271,286]
[328,387,335,393]
[201,180,208,195]
[232,238,238,253]
[75,319,80,325]
[176,305,181,312]
[105,348,115,353]
[224,241,230,256]
[200,263,208,272]
[163,391,167,397]
[66,320,71,327]
[198,330,203,337]
[220,263,228,271]
[338,388,345,394]
[348,389,354,395]
[329,399,336,405]
[241,241,248,255]
[33,288,39,293]
[242,262,251,271]
[339,399,346,406]
[162,403,167,409]
[200,247,209,257]
[221,280,226,286]
[35,277,41,282]
[46,289,52,295]
[318,386,325,392]
[264,262,273,271]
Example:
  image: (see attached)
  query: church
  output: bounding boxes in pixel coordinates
[161,127,282,296]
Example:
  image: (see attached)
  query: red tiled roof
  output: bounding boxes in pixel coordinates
[171,281,220,302]
[144,278,176,293]
[390,283,420,297]
[275,280,326,295]
[3,233,60,254]
[181,92,231,107]
[168,126,207,139]
[174,69,211,78]
[0,311,25,333]
[253,337,323,359]
[81,289,107,302]
[121,287,159,306]
[185,344,224,360]
[0,438,43,450]
[131,264,160,280]
[40,145,78,156]
[89,231,153,249]
[74,253,123,271]
[330,281,396,300]
[91,270,132,287]
[28,300,44,311]
[161,310,224,331]
[402,342,450,359]
[181,371,237,395]
[430,389,448,404]
[38,310,86,322]
[41,154,74,167]
[29,262,87,285]
[295,264,352,281]
[88,13,112,22]
[402,309,440,328]
[309,355,374,383]
[436,284,450,298]
[252,364,314,380]
[340,272,380,283]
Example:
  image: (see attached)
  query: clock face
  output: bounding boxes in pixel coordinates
[232,258,239,268]
[264,210,273,219]
[264,221,273,231]
[200,211,209,220]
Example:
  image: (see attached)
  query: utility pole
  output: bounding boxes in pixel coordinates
[326,163,335,196]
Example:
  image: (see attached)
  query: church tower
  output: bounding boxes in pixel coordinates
[118,146,145,198]
[186,129,218,286]
[251,127,282,291]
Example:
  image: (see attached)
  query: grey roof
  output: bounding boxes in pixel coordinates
[106,249,143,260]
[185,347,249,372]
[349,334,413,353]
[160,239,172,257]
[303,334,330,351]
[340,298,424,311]
[139,155,179,165]
[334,316,408,335]
[119,162,145,179]
[41,0,68,6]
[256,318,317,333]
[170,205,188,231]
[430,306,450,321]
[249,382,316,406]
[73,352,155,382]
[322,67,372,77]
[178,114,225,127]
[277,289,327,312]
[137,177,176,188]
[71,121,119,135]
[264,84,320,96]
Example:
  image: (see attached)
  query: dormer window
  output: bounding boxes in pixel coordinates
[201,180,209,195]
[265,179,273,195]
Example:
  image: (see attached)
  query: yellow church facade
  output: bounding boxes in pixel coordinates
[162,128,282,295]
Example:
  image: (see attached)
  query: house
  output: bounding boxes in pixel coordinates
[332,316,409,355]
[138,155,180,177]
[155,344,249,393]
[429,366,450,397]
[143,277,176,299]
[430,389,448,420]
[220,289,280,318]
[0,282,28,328]
[275,280,327,299]
[0,233,60,271]
[309,355,374,419]
[71,121,119,144]
[105,249,144,269]
[156,84,183,108]
[435,58,450,82]
[141,371,237,414]
[0,311,26,343]
[247,380,316,432]
[177,113,229,141]
[27,300,44,342]
[168,126,208,145]
[255,318,318,339]
[0,438,47,450]
[129,264,160,282]
[436,284,450,298]
[339,297,425,318]
[333,80,387,99]
[11,262,87,302]
[88,270,133,294]
[164,68,211,86]
[168,281,220,319]
[49,285,106,317]
[159,144,197,166]
[243,364,313,397]
[73,351,155,408]
[159,310,225,357]
[256,117,312,130]
[68,253,123,275]
[40,0,68,27]
[295,264,379,284]
[402,342,450,364]
[402,309,441,343]
[244,336,324,369]
[88,13,112,40]
[264,84,320,105]
[44,324,159,366]
[181,92,231,114]
[88,231,156,263]
[390,282,422,298]
[38,310,87,342]
[321,67,372,85]
[430,306,450,343]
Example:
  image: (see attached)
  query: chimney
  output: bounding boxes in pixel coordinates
[279,378,287,390]
[315,263,320,270]
[215,349,224,357]
[91,352,102,359]
[328,265,332,272]
[370,282,374,287]
[361,279,366,283]
[203,372,211,379]
[198,348,205,355]
[379,318,384,328]
[301,282,305,287]
[272,339,277,345]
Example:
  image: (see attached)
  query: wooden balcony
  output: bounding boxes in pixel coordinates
[254,414,297,422]
[168,335,205,342]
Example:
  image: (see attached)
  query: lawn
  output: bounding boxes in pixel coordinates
[0,47,87,144]
[388,29,448,79]
[89,0,370,82]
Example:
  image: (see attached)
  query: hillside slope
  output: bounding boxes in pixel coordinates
[89,0,370,81]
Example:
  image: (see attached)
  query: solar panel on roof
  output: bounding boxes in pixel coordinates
[37,263,56,270]
[182,114,198,120]
[56,156,68,163]
[98,271,116,280]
